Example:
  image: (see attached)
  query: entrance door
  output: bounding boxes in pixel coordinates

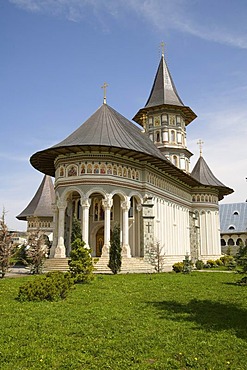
[96,227,104,257]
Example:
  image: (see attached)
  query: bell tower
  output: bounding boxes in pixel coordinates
[133,47,197,173]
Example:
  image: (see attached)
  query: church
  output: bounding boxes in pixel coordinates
[17,50,233,270]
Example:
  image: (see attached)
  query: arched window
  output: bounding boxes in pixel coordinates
[123,167,127,177]
[236,238,243,246]
[172,155,178,166]
[156,131,160,142]
[171,130,176,142]
[228,238,234,246]
[228,225,235,230]
[221,239,226,246]
[233,211,239,215]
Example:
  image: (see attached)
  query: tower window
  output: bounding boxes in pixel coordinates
[156,131,160,142]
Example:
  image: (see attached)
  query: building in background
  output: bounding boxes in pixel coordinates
[219,203,247,254]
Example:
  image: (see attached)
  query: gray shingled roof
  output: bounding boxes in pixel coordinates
[145,55,184,108]
[191,156,226,187]
[17,175,55,221]
[30,104,177,177]
[219,203,247,233]
[133,55,197,126]
[191,156,233,199]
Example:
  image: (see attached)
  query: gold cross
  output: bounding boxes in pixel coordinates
[197,139,204,157]
[101,82,109,104]
[160,41,165,57]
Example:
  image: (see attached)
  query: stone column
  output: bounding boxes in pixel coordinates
[81,197,91,248]
[121,200,131,258]
[49,203,58,258]
[54,200,67,258]
[101,196,113,257]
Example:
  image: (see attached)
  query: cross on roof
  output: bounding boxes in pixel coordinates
[197,139,204,157]
[160,41,165,57]
[101,82,109,104]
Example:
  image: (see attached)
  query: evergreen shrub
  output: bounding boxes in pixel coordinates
[215,259,223,266]
[69,238,94,283]
[207,259,217,268]
[172,262,184,273]
[108,224,121,274]
[195,260,204,270]
[18,271,74,302]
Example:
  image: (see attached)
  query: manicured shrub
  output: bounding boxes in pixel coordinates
[220,255,235,266]
[183,255,192,274]
[17,271,74,302]
[108,224,121,274]
[172,262,184,273]
[195,260,204,270]
[207,260,217,268]
[215,259,223,266]
[69,238,94,283]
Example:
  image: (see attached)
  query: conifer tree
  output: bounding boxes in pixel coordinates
[26,231,47,274]
[71,215,82,243]
[0,210,15,278]
[108,224,121,274]
[69,238,94,283]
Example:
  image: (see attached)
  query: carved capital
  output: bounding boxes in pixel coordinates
[102,196,113,210]
[136,204,142,212]
[57,199,67,210]
[121,200,130,211]
[81,197,91,209]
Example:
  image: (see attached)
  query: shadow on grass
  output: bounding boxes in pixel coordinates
[149,299,247,340]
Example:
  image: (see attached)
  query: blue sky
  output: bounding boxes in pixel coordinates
[1,0,247,231]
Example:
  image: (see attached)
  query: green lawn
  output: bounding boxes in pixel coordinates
[0,272,247,370]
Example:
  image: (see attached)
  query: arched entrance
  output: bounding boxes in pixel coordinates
[96,227,104,257]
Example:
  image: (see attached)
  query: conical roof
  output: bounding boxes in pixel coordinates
[145,54,184,108]
[191,156,233,199]
[17,175,55,221]
[30,103,167,176]
[133,55,197,126]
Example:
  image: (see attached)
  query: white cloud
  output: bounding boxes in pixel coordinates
[9,0,247,49]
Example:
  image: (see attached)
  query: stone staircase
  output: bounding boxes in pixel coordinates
[43,258,70,272]
[43,257,156,274]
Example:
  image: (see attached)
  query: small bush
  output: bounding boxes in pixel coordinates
[69,238,94,283]
[220,255,234,266]
[195,260,204,270]
[207,260,217,268]
[215,259,223,266]
[172,262,184,273]
[17,271,74,302]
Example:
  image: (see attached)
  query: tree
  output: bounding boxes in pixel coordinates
[26,231,48,274]
[71,215,82,244]
[0,210,16,278]
[108,224,121,274]
[69,238,94,283]
[148,241,165,273]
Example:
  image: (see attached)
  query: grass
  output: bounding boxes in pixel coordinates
[0,272,247,369]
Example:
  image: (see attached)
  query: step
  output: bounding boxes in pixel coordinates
[43,257,156,274]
